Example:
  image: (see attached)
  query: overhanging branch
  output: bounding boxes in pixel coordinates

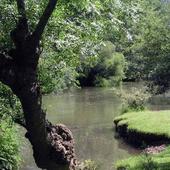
[32,0,58,43]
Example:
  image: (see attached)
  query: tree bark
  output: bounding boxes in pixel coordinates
[11,67,76,170]
[0,0,77,169]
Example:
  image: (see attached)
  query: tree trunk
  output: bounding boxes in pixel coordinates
[0,1,77,169]
[11,66,76,170]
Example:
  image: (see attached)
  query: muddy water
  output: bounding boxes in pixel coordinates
[20,86,170,170]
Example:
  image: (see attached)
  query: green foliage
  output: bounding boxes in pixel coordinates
[124,0,170,92]
[0,121,20,170]
[79,41,126,87]
[0,0,17,50]
[0,83,22,121]
[115,87,151,113]
[1,0,170,92]
[0,1,170,170]
[95,48,126,87]
[39,56,78,94]
[0,83,22,170]
[0,0,107,93]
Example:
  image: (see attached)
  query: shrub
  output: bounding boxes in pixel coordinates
[78,41,127,87]
[94,52,126,87]
[115,86,151,113]
[0,83,23,123]
[0,83,22,170]
[0,120,20,170]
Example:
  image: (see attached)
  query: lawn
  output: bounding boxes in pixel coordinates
[114,110,170,139]
[116,146,170,170]
[114,110,170,170]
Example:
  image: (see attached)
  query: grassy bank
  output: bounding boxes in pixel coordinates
[116,146,170,170]
[114,110,170,170]
[114,110,170,145]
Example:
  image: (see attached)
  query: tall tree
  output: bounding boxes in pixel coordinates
[0,0,76,169]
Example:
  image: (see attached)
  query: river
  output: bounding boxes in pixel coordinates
[20,85,170,170]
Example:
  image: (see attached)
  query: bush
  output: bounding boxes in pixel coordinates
[0,83,23,123]
[94,52,126,87]
[0,83,22,170]
[0,120,20,170]
[115,86,151,113]
[79,41,126,87]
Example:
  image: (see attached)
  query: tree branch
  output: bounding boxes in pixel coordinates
[10,0,29,48]
[15,0,28,34]
[32,0,58,43]
[0,53,15,87]
[16,0,27,19]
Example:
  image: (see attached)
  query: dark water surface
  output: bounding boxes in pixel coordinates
[20,85,170,170]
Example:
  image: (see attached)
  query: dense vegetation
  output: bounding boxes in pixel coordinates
[0,84,21,170]
[0,0,170,169]
[1,0,170,88]
[41,0,170,90]
[1,0,169,91]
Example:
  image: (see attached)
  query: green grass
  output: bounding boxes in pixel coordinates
[114,110,170,170]
[116,146,170,170]
[114,110,170,138]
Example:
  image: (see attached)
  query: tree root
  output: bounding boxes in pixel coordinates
[46,122,77,170]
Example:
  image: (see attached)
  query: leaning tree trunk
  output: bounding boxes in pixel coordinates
[0,0,77,169]
[12,66,76,170]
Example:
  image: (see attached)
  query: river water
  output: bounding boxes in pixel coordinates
[20,85,170,170]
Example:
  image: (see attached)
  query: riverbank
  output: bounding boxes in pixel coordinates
[21,87,138,170]
[114,110,170,146]
[114,110,170,170]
